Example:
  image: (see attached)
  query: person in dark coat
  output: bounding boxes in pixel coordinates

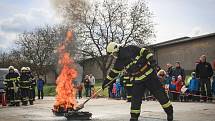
[212,75,215,96]
[83,75,90,97]
[37,78,45,99]
[166,63,174,77]
[172,61,186,81]
[196,55,213,102]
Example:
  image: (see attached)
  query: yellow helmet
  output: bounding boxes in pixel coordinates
[26,67,31,71]
[21,67,27,72]
[8,66,15,70]
[107,42,120,54]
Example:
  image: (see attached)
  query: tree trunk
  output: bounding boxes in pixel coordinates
[102,68,107,80]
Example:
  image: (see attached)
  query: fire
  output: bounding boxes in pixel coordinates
[54,31,78,111]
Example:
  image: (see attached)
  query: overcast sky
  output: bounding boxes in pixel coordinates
[0,0,215,50]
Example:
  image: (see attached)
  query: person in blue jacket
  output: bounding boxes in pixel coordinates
[116,79,121,99]
[37,78,45,99]
[188,72,200,101]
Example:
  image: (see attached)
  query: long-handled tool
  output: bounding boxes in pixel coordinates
[75,78,117,111]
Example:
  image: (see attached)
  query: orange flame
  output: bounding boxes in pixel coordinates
[54,31,78,111]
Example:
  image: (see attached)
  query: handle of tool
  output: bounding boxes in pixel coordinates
[81,79,116,105]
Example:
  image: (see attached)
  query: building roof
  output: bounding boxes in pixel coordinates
[152,32,215,48]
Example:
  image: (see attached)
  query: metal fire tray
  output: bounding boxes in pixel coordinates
[52,108,67,116]
[64,111,92,120]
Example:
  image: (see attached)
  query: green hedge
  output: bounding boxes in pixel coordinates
[35,85,56,96]
[37,80,108,97]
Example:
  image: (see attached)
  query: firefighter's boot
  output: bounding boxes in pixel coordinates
[15,102,20,106]
[130,117,138,121]
[22,101,28,106]
[29,100,33,105]
[164,105,173,121]
[130,113,139,121]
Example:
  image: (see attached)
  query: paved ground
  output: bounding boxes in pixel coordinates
[0,97,215,121]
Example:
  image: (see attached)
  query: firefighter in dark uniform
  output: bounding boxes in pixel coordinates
[4,66,20,106]
[102,42,173,121]
[26,67,36,101]
[19,67,33,105]
[123,75,133,102]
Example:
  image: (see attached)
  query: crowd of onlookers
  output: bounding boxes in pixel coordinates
[97,55,215,102]
[75,74,95,99]
[161,55,215,102]
[76,55,215,103]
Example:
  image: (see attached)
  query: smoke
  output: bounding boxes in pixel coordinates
[50,0,88,25]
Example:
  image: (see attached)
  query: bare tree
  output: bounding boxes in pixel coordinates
[0,51,10,68]
[52,0,155,79]
[0,49,29,70]
[16,26,59,77]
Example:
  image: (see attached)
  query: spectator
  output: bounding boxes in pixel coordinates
[212,76,215,96]
[83,75,90,97]
[156,66,161,73]
[169,76,177,101]
[112,83,117,98]
[196,55,213,102]
[37,78,45,99]
[115,78,121,99]
[119,76,126,100]
[172,61,186,81]
[157,69,167,89]
[176,75,183,93]
[166,63,174,77]
[77,82,83,99]
[89,74,95,97]
[188,72,200,102]
[180,85,189,102]
[165,75,172,94]
[213,59,215,70]
[108,83,114,98]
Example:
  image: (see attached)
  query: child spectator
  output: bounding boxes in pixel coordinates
[164,74,172,98]
[169,76,177,101]
[188,72,200,102]
[77,82,83,99]
[115,77,121,99]
[180,84,189,102]
[176,75,183,93]
[157,69,167,89]
[112,83,117,98]
[116,82,121,99]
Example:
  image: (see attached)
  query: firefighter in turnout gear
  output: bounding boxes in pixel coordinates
[123,75,133,102]
[26,67,36,101]
[4,66,20,106]
[102,42,173,121]
[19,67,33,105]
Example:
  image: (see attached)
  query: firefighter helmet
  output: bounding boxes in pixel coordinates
[107,42,121,54]
[26,67,31,71]
[21,67,27,72]
[8,66,15,70]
